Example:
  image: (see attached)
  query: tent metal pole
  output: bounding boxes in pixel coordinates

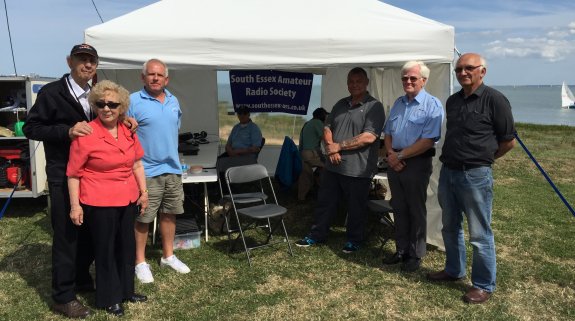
[291,115,296,140]
[514,132,575,217]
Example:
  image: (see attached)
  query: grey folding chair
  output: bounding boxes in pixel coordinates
[216,158,268,238]
[225,164,293,266]
[367,199,395,251]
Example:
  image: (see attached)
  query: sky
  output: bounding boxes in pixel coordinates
[1,0,574,85]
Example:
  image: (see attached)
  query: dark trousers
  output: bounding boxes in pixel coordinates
[83,203,137,308]
[48,181,94,304]
[387,156,433,259]
[309,170,371,244]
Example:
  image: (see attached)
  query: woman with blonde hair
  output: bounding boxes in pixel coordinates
[67,80,148,316]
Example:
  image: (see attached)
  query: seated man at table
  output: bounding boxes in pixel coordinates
[217,106,263,176]
[221,106,263,159]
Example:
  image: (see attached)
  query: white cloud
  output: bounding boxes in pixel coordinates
[547,30,569,38]
[481,19,575,63]
[507,38,525,43]
[485,36,574,62]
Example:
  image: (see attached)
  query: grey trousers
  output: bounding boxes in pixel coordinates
[387,155,433,258]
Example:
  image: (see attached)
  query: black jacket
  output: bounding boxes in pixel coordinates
[23,74,92,182]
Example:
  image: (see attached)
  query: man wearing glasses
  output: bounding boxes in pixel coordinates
[23,44,100,318]
[129,59,191,284]
[427,53,515,304]
[381,61,444,272]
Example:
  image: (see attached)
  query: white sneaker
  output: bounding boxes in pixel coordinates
[135,262,154,283]
[160,255,190,274]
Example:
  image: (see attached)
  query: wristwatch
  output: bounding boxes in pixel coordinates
[397,152,404,161]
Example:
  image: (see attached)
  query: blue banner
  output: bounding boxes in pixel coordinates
[229,70,313,115]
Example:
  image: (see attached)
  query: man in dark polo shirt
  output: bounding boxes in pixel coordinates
[295,67,386,253]
[427,53,516,304]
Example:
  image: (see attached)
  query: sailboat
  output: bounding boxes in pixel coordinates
[561,81,575,109]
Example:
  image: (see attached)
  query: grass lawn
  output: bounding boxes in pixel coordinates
[0,123,574,320]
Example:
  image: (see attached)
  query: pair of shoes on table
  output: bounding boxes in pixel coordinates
[52,299,91,318]
[463,287,492,304]
[104,303,124,317]
[342,242,360,254]
[160,255,191,274]
[427,270,465,282]
[295,236,318,247]
[135,262,154,283]
[123,293,148,303]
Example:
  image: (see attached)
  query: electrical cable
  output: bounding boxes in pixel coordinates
[90,0,104,23]
[89,0,112,82]
[3,0,18,75]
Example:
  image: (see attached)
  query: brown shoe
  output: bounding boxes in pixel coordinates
[52,299,91,319]
[427,270,464,282]
[463,287,492,304]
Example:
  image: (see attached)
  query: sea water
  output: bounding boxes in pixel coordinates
[218,84,575,127]
[494,85,575,127]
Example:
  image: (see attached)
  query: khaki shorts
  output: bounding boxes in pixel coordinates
[137,173,185,223]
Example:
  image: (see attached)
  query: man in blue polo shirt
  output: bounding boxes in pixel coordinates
[381,61,444,272]
[223,106,262,158]
[128,58,190,284]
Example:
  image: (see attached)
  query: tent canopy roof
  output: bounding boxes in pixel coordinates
[85,0,454,70]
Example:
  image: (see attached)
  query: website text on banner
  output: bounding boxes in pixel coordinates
[229,70,313,115]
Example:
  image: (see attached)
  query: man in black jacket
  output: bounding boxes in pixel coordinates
[23,44,100,318]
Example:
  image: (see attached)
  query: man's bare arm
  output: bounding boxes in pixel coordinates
[495,139,515,159]
[325,132,378,155]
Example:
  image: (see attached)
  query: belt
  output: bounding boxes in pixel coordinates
[392,148,436,159]
[443,163,488,171]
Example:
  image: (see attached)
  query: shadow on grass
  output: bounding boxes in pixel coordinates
[1,196,48,218]
[0,242,52,305]
[206,226,294,265]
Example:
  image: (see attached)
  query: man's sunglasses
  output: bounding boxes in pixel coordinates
[95,100,121,109]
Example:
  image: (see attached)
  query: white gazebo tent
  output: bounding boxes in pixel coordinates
[84,0,455,250]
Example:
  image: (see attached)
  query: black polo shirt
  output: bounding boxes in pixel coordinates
[440,84,515,167]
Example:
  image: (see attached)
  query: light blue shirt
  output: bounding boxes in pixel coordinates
[228,120,262,150]
[383,89,444,150]
[128,88,182,177]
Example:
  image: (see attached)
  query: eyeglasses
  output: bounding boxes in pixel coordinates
[401,76,421,82]
[454,65,483,74]
[95,100,121,109]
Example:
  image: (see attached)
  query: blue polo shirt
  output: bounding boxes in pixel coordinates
[384,89,444,150]
[128,88,182,177]
[228,120,262,149]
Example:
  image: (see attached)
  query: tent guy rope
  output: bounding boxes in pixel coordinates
[514,132,575,217]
